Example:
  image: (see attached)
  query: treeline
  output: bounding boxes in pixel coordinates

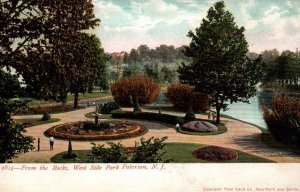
[107,44,190,83]
[109,44,189,67]
[125,44,189,64]
[248,49,300,86]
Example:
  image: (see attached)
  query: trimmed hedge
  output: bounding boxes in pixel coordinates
[111,109,185,125]
[16,105,84,114]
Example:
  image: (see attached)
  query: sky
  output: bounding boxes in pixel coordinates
[93,0,300,53]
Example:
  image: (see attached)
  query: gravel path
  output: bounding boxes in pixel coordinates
[12,107,300,163]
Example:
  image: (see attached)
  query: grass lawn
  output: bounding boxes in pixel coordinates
[85,112,112,119]
[28,91,111,106]
[178,123,227,135]
[15,118,60,127]
[50,143,274,163]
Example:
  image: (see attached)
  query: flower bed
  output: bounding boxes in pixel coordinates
[15,105,84,115]
[192,146,238,161]
[45,121,147,140]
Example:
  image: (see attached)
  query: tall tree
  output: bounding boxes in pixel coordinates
[68,33,105,108]
[16,0,101,106]
[137,45,150,62]
[128,49,139,64]
[178,1,265,124]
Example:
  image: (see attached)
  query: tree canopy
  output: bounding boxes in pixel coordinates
[178,1,265,123]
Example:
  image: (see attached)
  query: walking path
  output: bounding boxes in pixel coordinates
[12,107,300,163]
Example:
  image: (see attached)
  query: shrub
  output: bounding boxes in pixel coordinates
[100,102,120,114]
[132,137,171,163]
[88,137,171,163]
[89,142,130,163]
[41,113,51,121]
[165,83,210,112]
[111,76,160,107]
[263,95,300,147]
[184,107,196,122]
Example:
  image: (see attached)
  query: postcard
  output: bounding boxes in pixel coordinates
[0,0,300,191]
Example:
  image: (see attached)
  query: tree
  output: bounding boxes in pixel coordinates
[160,66,175,83]
[0,69,23,99]
[144,63,159,81]
[128,49,139,64]
[15,0,101,107]
[178,1,265,124]
[68,33,106,108]
[137,45,150,62]
[0,0,44,68]
[0,99,34,163]
[111,76,160,107]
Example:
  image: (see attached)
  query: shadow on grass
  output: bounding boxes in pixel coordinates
[231,134,300,157]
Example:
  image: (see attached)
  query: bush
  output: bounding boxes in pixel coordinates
[184,107,196,122]
[88,137,171,163]
[100,101,120,114]
[111,76,160,107]
[41,113,51,121]
[132,137,171,163]
[165,83,210,112]
[263,95,300,147]
[89,142,130,163]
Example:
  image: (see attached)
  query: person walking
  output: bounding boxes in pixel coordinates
[49,136,55,150]
[175,123,180,133]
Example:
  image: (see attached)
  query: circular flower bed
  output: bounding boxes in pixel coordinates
[45,121,147,140]
[192,146,238,161]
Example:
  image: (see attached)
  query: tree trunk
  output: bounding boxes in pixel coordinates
[74,91,79,109]
[216,105,221,124]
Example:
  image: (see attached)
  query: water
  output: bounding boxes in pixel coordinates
[222,90,272,129]
[156,89,275,129]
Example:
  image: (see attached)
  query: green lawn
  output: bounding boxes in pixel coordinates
[28,91,111,106]
[85,112,112,119]
[15,118,60,127]
[51,143,274,163]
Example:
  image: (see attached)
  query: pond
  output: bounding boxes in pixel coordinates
[155,88,276,129]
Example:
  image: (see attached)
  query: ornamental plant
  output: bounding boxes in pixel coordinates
[111,76,160,107]
[263,95,300,147]
[165,83,210,112]
[88,137,171,163]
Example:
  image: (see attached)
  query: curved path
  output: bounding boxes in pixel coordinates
[12,107,300,163]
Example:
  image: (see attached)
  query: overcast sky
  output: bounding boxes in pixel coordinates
[93,0,300,53]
